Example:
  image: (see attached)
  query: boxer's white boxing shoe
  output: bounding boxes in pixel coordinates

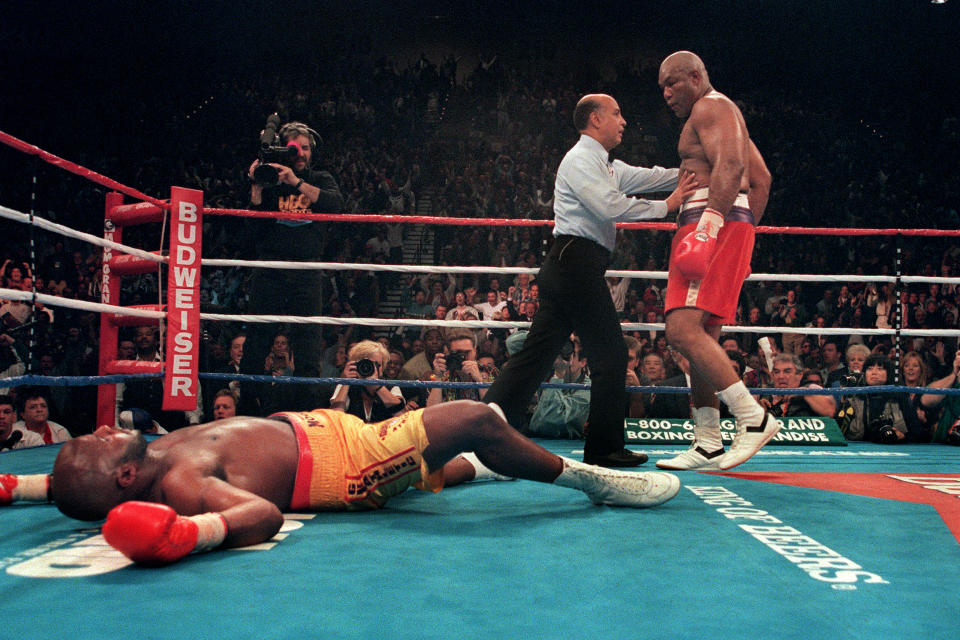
[656,444,725,471]
[718,412,779,470]
[555,457,680,508]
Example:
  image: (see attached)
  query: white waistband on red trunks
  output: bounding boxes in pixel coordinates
[680,187,750,213]
[678,187,753,226]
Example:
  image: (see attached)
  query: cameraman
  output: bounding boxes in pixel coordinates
[330,340,403,422]
[840,354,923,443]
[427,330,498,406]
[241,119,343,415]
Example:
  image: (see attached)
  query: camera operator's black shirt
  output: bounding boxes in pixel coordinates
[250,168,343,260]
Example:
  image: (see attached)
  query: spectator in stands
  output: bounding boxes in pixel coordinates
[400,328,444,381]
[211,389,239,420]
[119,325,199,430]
[901,350,937,438]
[758,353,836,418]
[647,348,693,419]
[922,349,960,444]
[827,343,871,387]
[0,394,43,450]
[839,354,923,442]
[527,337,590,438]
[427,330,498,405]
[819,339,845,385]
[14,390,71,443]
[330,340,404,422]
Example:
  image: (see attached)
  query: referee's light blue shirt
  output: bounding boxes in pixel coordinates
[553,134,679,252]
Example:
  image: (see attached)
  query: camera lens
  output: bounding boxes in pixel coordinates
[355,358,376,378]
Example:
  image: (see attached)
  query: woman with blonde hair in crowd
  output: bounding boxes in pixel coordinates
[902,350,937,439]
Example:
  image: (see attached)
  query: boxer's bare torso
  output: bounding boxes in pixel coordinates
[675,90,752,194]
[139,418,299,513]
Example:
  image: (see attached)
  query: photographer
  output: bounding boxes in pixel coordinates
[527,337,590,438]
[839,354,923,443]
[427,330,498,406]
[241,118,343,414]
[330,340,404,422]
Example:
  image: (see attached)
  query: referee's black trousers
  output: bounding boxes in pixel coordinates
[485,235,628,456]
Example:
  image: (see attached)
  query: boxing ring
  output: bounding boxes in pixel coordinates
[2,132,960,639]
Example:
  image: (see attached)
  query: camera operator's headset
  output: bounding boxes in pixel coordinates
[279,122,322,166]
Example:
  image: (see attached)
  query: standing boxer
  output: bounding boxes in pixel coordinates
[656,51,778,471]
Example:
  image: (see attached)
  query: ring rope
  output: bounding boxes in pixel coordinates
[0,205,165,264]
[4,287,959,337]
[5,204,960,286]
[205,205,960,237]
[0,131,167,208]
[3,372,959,398]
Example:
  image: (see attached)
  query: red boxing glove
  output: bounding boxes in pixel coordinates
[0,474,18,505]
[673,208,724,281]
[103,501,227,566]
[0,473,50,505]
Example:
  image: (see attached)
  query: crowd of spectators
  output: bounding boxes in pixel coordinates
[1,46,958,440]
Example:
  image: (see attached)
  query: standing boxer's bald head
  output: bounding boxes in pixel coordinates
[659,51,712,118]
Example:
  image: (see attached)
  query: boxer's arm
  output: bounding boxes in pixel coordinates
[181,476,286,550]
[746,139,771,222]
[693,99,746,216]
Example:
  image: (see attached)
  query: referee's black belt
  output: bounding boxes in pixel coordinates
[550,235,611,260]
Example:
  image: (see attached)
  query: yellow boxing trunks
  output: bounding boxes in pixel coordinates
[272,408,444,511]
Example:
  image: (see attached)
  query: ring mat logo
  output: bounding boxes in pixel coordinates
[4,514,313,578]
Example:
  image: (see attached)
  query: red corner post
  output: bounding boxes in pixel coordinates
[96,192,124,428]
[162,187,203,412]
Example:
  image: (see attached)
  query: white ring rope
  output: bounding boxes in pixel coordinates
[6,202,960,286]
[0,288,166,319]
[0,204,165,264]
[5,287,959,338]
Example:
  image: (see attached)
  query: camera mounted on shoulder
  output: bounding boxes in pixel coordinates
[252,114,322,185]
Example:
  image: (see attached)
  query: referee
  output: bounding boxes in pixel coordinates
[484,94,696,467]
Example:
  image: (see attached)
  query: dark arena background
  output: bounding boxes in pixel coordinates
[2,2,960,638]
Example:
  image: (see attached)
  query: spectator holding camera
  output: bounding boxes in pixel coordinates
[922,349,960,445]
[330,340,404,422]
[826,343,871,388]
[427,330,498,406]
[242,119,343,411]
[839,354,922,443]
[527,337,590,438]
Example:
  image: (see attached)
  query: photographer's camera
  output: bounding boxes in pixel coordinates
[355,358,377,378]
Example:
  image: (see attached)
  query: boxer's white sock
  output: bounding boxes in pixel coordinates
[460,452,513,481]
[717,381,765,425]
[692,406,723,451]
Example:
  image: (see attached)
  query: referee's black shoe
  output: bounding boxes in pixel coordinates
[583,448,648,467]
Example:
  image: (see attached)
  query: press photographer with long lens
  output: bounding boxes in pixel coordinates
[240,116,343,415]
[330,340,404,422]
[837,354,924,443]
